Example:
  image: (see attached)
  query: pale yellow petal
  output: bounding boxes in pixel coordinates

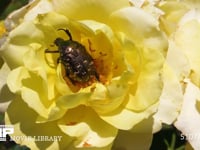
[174,19,200,86]
[175,80,200,150]
[5,96,73,149]
[110,7,168,51]
[0,63,13,112]
[154,64,183,124]
[0,21,45,68]
[58,106,117,148]
[52,0,129,22]
[101,103,158,130]
[126,47,164,111]
[7,67,54,119]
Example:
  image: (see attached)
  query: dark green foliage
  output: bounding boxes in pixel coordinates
[0,0,29,19]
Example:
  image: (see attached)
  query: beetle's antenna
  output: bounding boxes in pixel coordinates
[57,28,72,40]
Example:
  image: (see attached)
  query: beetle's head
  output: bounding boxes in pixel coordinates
[54,38,65,46]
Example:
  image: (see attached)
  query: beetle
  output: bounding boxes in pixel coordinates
[45,29,99,89]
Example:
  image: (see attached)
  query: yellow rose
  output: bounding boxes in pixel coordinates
[0,0,167,149]
[154,0,200,149]
[0,21,13,114]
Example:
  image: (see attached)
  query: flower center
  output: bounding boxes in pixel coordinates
[45,29,112,92]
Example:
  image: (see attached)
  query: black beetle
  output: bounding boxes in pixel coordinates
[45,29,99,88]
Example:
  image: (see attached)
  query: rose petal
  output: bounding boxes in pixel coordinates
[52,0,129,22]
[7,67,53,119]
[110,7,168,51]
[175,79,200,150]
[125,47,164,111]
[100,102,158,130]
[174,18,200,86]
[158,1,189,35]
[154,64,183,124]
[0,21,45,68]
[0,63,13,112]
[89,71,131,115]
[5,96,73,149]
[58,106,117,148]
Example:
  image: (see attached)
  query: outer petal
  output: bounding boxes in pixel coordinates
[5,96,73,150]
[153,39,188,125]
[7,67,55,120]
[109,7,168,51]
[154,64,183,125]
[4,0,53,31]
[58,106,118,148]
[174,80,200,150]
[23,0,53,21]
[52,0,130,22]
[100,102,158,130]
[0,21,45,68]
[174,14,200,86]
[48,92,91,121]
[0,62,13,112]
[158,1,189,35]
[125,47,164,111]
[154,8,200,127]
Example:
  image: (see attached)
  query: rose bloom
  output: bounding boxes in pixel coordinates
[0,0,167,149]
[153,0,200,149]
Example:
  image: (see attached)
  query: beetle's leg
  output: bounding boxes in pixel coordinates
[94,72,100,81]
[57,57,61,64]
[64,65,76,85]
[45,49,59,68]
[45,49,59,53]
